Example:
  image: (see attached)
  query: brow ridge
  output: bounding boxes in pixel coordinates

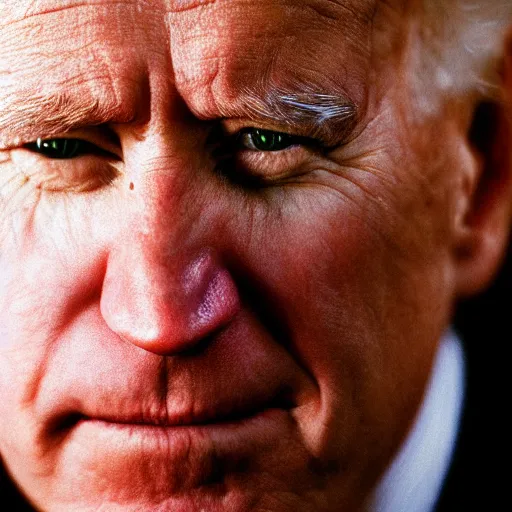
[239,84,358,142]
[0,91,130,148]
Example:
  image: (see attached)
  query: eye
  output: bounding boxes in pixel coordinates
[24,138,101,159]
[239,129,298,152]
[213,126,328,186]
[16,135,122,193]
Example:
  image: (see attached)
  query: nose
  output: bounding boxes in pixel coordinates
[100,241,241,356]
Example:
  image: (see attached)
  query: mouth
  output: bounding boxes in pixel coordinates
[50,389,295,436]
[46,393,298,496]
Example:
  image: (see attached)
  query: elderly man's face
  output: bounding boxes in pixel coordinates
[0,0,478,510]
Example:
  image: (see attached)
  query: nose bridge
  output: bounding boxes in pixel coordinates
[114,125,203,322]
[119,127,210,265]
[131,132,197,218]
[133,165,191,247]
[99,148,241,355]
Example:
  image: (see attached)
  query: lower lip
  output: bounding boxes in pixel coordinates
[61,407,291,484]
[47,407,296,509]
[78,406,288,440]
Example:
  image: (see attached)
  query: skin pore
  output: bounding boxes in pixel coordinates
[0,1,510,511]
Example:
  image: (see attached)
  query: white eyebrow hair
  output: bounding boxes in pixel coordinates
[240,84,358,143]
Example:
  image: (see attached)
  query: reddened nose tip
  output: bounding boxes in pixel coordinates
[101,248,240,355]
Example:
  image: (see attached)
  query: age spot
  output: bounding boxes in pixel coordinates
[129,182,134,191]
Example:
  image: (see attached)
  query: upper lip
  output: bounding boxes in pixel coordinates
[45,380,295,436]
[38,313,308,437]
[82,391,292,428]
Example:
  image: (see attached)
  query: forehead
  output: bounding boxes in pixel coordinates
[166,0,376,95]
[0,0,376,124]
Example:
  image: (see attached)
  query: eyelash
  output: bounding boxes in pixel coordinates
[25,129,316,155]
[21,138,120,192]
[222,129,326,185]
[235,129,315,152]
[22,128,325,190]
[24,138,114,160]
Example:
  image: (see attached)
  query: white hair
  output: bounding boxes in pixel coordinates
[412,0,512,114]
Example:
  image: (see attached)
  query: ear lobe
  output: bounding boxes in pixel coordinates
[453,32,512,298]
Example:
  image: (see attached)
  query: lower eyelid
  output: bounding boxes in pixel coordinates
[50,161,121,192]
[238,146,309,170]
[221,154,313,187]
[10,151,122,193]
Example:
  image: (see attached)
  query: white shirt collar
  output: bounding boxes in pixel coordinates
[366,330,465,512]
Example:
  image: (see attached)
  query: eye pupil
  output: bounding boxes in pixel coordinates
[33,138,81,159]
[250,129,292,151]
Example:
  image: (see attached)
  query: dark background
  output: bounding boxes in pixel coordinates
[440,234,512,508]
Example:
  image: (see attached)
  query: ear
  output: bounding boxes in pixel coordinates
[453,27,512,298]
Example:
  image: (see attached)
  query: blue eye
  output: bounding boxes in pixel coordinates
[240,129,296,152]
[25,138,91,159]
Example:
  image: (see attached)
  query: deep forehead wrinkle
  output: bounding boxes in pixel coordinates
[0,0,372,148]
[167,0,377,20]
[167,0,217,13]
[0,0,139,24]
[167,0,377,128]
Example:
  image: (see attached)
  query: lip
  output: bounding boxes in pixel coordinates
[54,391,293,433]
[45,384,296,444]
[79,405,288,432]
[52,406,296,498]
[36,310,315,457]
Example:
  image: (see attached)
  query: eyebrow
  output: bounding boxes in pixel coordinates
[0,84,358,149]
[235,84,358,145]
[0,91,131,149]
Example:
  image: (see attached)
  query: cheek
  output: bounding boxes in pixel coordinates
[228,179,450,345]
[0,154,454,509]
[0,188,111,419]
[224,182,453,462]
